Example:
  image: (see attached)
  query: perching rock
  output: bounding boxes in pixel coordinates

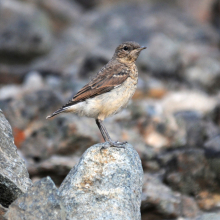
[59,143,143,220]
[0,109,32,208]
[5,177,67,220]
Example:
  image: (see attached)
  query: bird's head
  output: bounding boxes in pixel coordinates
[113,41,146,64]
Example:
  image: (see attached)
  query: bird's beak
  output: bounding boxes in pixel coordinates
[136,46,147,52]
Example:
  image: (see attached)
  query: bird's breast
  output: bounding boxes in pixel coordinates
[96,77,138,120]
[70,76,138,120]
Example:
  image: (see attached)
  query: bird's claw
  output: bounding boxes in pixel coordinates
[100,140,127,150]
[108,140,127,148]
[116,141,127,145]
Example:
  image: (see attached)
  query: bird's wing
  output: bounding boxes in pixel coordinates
[63,62,130,108]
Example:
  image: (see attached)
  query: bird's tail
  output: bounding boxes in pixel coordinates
[46,107,69,119]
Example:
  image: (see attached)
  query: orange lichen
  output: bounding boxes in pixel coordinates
[197,191,220,211]
[13,127,25,148]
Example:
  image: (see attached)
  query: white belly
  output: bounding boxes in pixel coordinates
[66,77,137,120]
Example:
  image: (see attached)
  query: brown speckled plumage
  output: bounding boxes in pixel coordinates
[64,61,130,107]
[47,41,146,148]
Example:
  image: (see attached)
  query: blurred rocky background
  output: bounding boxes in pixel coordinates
[1,0,220,219]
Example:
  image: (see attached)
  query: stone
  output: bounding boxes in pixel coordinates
[162,149,217,195]
[78,53,108,79]
[0,205,7,220]
[173,111,206,148]
[0,89,64,130]
[131,91,218,151]
[0,85,22,100]
[141,174,199,218]
[204,136,220,184]
[177,0,214,23]
[181,195,200,218]
[0,64,28,84]
[87,3,218,48]
[20,115,99,162]
[73,0,99,9]
[0,72,44,100]
[5,177,67,220]
[28,155,80,186]
[195,212,220,220]
[0,109,32,208]
[161,91,217,116]
[36,0,81,25]
[0,0,53,61]
[197,191,220,211]
[23,71,44,91]
[185,57,220,92]
[139,34,181,76]
[133,101,188,150]
[141,174,182,218]
[211,0,220,31]
[204,135,220,157]
[59,143,143,220]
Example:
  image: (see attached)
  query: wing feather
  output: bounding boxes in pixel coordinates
[63,62,129,108]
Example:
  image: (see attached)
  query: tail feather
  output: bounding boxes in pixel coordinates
[46,107,68,119]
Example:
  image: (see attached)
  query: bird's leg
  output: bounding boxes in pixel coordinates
[95,119,126,148]
[101,123,127,146]
[95,119,109,142]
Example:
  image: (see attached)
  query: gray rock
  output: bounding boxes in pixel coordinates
[30,26,98,75]
[0,109,32,207]
[195,212,220,220]
[73,0,99,9]
[139,34,181,76]
[0,89,63,130]
[59,143,143,220]
[36,0,81,24]
[204,135,220,184]
[28,155,80,186]
[0,204,7,220]
[181,195,200,218]
[211,0,220,32]
[141,174,199,218]
[204,135,220,157]
[20,114,99,162]
[0,64,28,84]
[162,149,217,195]
[5,177,67,220]
[80,3,219,60]
[173,110,206,148]
[142,174,182,218]
[78,53,108,79]
[185,57,220,92]
[0,0,53,60]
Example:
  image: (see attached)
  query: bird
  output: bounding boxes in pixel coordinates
[46,41,146,148]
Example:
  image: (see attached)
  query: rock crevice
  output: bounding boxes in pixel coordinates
[0,109,32,208]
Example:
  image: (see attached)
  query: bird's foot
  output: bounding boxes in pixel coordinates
[101,140,127,149]
[113,141,128,146]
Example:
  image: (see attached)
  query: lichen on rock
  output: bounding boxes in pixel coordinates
[59,143,143,220]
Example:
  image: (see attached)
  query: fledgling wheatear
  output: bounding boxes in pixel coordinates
[47,41,146,147]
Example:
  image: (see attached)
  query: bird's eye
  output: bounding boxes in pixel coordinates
[123,46,129,51]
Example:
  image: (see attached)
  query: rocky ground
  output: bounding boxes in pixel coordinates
[1,109,143,219]
[1,0,220,219]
